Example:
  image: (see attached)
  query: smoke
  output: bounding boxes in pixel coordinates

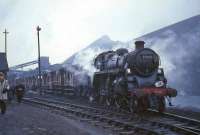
[141,24,200,95]
[69,40,133,78]
[71,48,102,76]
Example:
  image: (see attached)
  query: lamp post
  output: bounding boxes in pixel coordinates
[36,26,42,95]
[3,29,9,58]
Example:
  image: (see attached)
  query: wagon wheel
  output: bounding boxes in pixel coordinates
[99,95,106,105]
[105,98,111,106]
[106,96,114,106]
[114,96,121,109]
[114,96,128,110]
[89,95,95,103]
[114,96,125,109]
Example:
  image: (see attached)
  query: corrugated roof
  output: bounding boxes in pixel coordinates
[0,53,9,72]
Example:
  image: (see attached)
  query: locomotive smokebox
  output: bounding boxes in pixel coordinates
[135,40,145,50]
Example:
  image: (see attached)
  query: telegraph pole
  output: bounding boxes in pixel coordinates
[36,26,42,95]
[3,29,9,58]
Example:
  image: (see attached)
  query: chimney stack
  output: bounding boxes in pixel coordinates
[135,40,145,50]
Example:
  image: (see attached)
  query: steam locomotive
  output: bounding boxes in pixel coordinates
[92,41,177,112]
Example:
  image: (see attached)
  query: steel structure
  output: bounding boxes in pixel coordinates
[9,60,38,70]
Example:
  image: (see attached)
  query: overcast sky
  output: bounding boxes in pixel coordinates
[0,0,200,66]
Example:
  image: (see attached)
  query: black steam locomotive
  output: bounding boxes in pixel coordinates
[92,41,177,112]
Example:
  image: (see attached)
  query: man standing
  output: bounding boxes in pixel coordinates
[15,83,25,103]
[0,72,9,114]
[7,86,15,103]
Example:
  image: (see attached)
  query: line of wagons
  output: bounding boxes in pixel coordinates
[8,67,92,97]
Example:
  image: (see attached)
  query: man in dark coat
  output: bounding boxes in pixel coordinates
[7,86,15,103]
[15,83,25,103]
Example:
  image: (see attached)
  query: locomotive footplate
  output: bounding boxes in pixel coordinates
[130,87,177,97]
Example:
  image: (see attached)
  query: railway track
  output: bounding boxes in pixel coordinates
[23,97,158,135]
[147,109,200,134]
[23,97,200,135]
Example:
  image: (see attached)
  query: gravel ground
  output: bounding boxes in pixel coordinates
[0,101,113,135]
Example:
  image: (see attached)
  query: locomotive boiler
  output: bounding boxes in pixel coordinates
[92,41,177,112]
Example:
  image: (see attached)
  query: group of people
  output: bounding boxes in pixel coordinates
[0,72,25,115]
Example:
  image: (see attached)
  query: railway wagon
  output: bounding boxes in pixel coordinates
[9,66,91,97]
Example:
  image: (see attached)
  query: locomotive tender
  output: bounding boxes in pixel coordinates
[92,41,177,112]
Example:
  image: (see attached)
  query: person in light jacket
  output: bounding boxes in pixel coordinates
[0,72,10,114]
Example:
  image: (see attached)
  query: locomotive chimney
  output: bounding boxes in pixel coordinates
[135,40,145,50]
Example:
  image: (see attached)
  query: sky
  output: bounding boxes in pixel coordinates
[0,0,200,67]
